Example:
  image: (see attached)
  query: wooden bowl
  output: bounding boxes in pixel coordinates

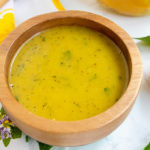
[0,11,142,146]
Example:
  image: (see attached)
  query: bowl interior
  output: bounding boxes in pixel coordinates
[5,17,131,90]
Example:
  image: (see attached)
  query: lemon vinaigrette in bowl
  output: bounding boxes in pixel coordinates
[9,25,128,121]
[99,0,150,16]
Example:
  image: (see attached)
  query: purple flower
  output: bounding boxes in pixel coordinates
[0,115,9,124]
[0,127,11,140]
[0,115,13,140]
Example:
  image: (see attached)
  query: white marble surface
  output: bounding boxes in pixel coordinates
[1,0,150,149]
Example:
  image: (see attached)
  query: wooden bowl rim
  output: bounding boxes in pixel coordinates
[0,10,143,134]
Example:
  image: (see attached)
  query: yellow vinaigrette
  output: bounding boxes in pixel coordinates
[9,26,128,121]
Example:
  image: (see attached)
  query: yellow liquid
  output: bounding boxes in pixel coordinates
[100,0,150,16]
[9,26,128,121]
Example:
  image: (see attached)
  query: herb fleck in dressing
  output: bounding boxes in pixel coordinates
[9,25,128,121]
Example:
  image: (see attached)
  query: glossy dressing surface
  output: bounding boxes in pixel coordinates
[9,25,128,121]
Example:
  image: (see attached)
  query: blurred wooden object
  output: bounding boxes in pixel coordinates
[0,0,8,8]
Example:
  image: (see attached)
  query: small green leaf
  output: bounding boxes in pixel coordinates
[38,142,53,150]
[144,143,150,150]
[0,107,6,115]
[25,136,29,142]
[3,138,11,147]
[11,126,22,139]
[135,36,150,45]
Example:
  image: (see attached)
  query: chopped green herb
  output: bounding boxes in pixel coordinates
[42,37,46,42]
[104,87,110,92]
[118,75,122,80]
[17,64,25,68]
[73,102,80,107]
[63,50,72,60]
[16,64,25,74]
[14,96,19,102]
[135,36,150,45]
[60,62,64,65]
[33,79,40,82]
[3,138,11,147]
[89,74,97,81]
[42,103,48,108]
[52,75,56,78]
[115,98,119,102]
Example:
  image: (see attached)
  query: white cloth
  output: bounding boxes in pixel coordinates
[60,0,150,37]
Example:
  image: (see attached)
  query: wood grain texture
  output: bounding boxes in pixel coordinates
[0,0,8,8]
[0,11,143,146]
